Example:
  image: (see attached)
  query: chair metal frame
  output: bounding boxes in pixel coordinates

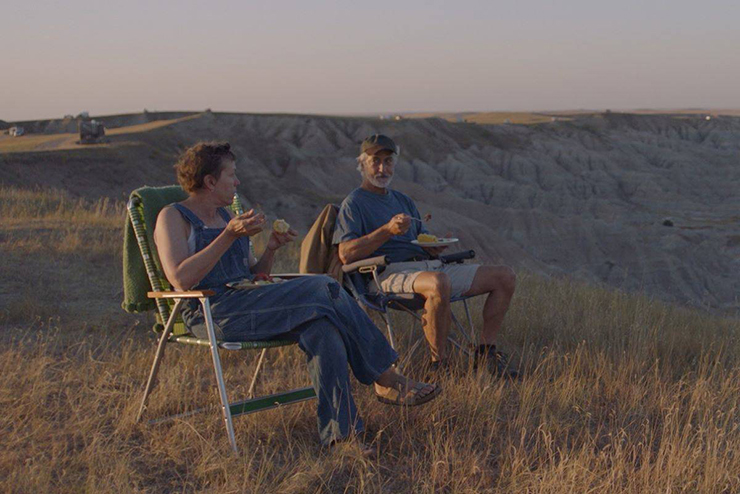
[341,251,479,369]
[127,190,316,454]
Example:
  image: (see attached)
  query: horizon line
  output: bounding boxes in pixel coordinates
[5,107,740,124]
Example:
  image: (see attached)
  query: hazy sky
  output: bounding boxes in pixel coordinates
[2,0,739,121]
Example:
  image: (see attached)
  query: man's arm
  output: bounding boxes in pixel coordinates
[338,214,411,264]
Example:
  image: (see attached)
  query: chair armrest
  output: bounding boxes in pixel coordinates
[147,290,215,299]
[341,255,390,274]
[439,250,476,264]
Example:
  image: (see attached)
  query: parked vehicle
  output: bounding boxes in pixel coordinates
[78,119,105,144]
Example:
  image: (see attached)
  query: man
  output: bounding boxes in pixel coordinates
[333,134,517,376]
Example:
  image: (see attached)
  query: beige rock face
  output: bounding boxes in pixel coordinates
[2,111,738,312]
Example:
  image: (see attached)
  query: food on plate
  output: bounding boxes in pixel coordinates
[228,273,285,290]
[417,233,438,243]
[273,219,290,233]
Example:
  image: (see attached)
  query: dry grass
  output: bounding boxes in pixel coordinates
[0,133,80,153]
[0,114,199,154]
[402,112,568,125]
[461,112,562,125]
[2,186,740,493]
[0,187,125,325]
[104,114,202,136]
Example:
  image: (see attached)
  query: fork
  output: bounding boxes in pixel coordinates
[409,213,432,223]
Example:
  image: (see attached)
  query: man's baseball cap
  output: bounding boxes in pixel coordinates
[361,134,398,155]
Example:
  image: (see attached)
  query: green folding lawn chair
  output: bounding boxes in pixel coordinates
[122,185,316,454]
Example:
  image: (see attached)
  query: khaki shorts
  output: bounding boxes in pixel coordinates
[370,260,480,298]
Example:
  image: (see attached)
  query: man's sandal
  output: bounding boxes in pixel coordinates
[375,381,442,406]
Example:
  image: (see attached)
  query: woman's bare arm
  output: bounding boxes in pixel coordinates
[153,206,239,290]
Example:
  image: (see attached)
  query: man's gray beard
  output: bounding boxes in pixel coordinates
[367,174,393,189]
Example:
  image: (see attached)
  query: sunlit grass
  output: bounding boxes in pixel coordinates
[0,114,201,154]
[1,185,739,493]
[402,112,571,125]
[0,186,124,226]
[0,133,79,153]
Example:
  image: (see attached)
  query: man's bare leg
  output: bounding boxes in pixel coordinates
[412,271,452,361]
[462,266,516,345]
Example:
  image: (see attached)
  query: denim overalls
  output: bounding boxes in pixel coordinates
[173,204,398,444]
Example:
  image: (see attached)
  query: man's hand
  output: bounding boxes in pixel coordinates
[267,228,298,251]
[225,209,266,238]
[421,232,453,258]
[422,245,449,258]
[385,214,412,236]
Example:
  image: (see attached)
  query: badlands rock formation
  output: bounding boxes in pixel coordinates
[2,111,738,311]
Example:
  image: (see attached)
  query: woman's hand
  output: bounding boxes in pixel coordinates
[267,228,298,251]
[225,209,266,238]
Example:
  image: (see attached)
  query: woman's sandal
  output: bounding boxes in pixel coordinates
[375,380,442,406]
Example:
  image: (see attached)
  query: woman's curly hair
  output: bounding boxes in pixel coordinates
[175,142,236,193]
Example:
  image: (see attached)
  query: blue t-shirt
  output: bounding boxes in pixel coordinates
[332,188,430,263]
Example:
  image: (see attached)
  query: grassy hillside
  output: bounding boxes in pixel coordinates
[401,112,562,125]
[1,186,740,493]
[0,114,202,154]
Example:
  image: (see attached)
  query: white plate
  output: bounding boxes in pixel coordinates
[411,237,459,247]
[227,277,285,290]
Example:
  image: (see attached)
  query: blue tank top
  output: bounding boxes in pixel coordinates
[173,203,252,289]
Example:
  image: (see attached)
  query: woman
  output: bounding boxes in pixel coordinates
[153,141,441,451]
